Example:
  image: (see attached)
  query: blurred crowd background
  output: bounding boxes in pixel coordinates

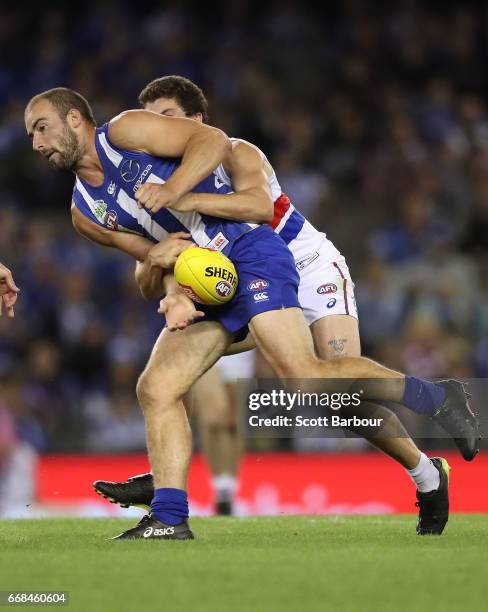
[1,0,488,462]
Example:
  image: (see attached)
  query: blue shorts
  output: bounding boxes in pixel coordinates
[200,225,300,338]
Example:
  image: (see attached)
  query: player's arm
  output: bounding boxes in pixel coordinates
[134,232,194,300]
[71,202,154,261]
[71,204,191,299]
[72,203,163,299]
[108,110,232,214]
[172,141,274,223]
[134,261,164,300]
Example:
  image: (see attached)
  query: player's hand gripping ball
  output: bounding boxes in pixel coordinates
[174,247,238,305]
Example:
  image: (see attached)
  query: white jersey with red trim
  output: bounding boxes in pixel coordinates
[213,138,341,264]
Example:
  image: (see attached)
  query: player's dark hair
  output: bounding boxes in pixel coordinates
[26,87,97,126]
[138,76,209,123]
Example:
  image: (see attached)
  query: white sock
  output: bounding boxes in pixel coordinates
[212,473,237,501]
[407,452,440,493]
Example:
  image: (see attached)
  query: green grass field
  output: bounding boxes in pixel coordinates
[1,515,487,612]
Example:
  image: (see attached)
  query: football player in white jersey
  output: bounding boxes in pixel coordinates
[0,263,19,319]
[92,77,477,530]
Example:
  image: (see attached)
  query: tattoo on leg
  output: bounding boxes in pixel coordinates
[328,338,347,357]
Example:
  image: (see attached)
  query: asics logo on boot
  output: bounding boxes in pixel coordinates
[143,526,175,538]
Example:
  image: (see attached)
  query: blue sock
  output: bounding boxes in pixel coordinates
[151,488,189,526]
[402,377,446,416]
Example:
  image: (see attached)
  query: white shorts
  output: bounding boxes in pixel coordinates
[296,247,358,326]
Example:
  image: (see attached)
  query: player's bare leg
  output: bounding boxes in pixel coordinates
[249,308,406,391]
[254,309,452,535]
[311,314,421,470]
[112,321,232,540]
[99,361,244,517]
[250,306,477,450]
[137,322,231,489]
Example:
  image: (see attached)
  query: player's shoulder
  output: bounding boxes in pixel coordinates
[228,138,264,165]
[107,110,159,150]
[231,137,263,156]
[109,109,158,129]
[229,138,273,175]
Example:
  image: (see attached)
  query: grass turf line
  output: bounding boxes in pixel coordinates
[0,515,487,612]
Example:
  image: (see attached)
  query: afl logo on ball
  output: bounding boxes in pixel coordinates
[317,283,337,295]
[247,279,269,291]
[215,280,232,297]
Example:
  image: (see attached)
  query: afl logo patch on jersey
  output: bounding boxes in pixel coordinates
[103,210,118,230]
[247,279,269,291]
[120,159,141,182]
[317,283,337,295]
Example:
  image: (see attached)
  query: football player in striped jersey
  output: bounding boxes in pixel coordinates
[94,77,478,534]
[26,86,477,539]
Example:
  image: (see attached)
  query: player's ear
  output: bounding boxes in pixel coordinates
[67,108,83,128]
[191,113,203,123]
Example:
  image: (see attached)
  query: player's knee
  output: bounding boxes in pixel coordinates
[136,369,180,410]
[136,372,158,409]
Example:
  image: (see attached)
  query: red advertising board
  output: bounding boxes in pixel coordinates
[36,452,488,515]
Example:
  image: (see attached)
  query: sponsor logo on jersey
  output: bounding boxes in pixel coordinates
[253,292,269,302]
[103,210,118,230]
[206,232,229,251]
[215,280,232,297]
[107,181,116,195]
[296,252,319,271]
[120,159,141,182]
[93,200,107,223]
[327,298,337,308]
[133,164,154,193]
[143,526,175,538]
[317,283,337,295]
[247,279,269,291]
[205,266,238,288]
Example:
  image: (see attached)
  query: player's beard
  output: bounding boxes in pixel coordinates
[49,123,83,171]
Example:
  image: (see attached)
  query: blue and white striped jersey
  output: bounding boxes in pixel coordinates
[71,123,258,256]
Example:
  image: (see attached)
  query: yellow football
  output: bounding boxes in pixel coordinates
[174,247,238,305]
